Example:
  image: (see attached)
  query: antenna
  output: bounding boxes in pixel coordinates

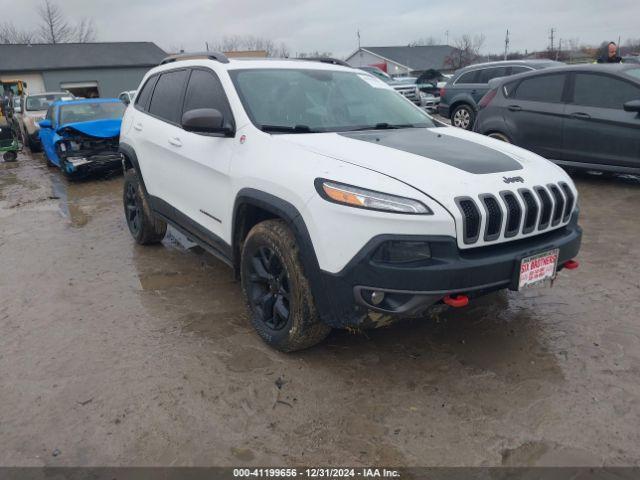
[504,29,510,60]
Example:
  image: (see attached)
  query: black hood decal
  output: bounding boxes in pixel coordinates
[338,129,522,174]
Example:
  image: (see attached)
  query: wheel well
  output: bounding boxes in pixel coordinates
[232,203,280,277]
[450,100,475,114]
[122,153,134,171]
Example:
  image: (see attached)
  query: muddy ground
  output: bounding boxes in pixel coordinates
[1,151,639,467]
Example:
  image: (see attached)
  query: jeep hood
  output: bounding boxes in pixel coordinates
[56,119,121,139]
[279,125,573,242]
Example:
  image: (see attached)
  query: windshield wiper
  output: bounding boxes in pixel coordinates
[260,124,318,134]
[349,123,422,131]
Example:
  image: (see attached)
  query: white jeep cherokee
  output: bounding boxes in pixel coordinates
[120,53,582,352]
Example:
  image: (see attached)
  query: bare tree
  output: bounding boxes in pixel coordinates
[37,0,73,44]
[445,34,485,69]
[297,50,333,59]
[210,35,290,57]
[409,36,439,47]
[75,17,96,43]
[0,22,36,44]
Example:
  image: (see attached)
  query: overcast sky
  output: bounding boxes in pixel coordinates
[11,0,640,57]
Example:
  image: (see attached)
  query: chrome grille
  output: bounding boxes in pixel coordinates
[456,183,574,246]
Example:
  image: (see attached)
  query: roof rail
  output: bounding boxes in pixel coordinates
[302,57,351,67]
[160,51,230,65]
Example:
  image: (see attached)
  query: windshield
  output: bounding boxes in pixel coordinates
[26,94,67,111]
[230,68,434,133]
[59,102,125,125]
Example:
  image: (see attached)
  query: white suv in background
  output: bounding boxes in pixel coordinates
[120,53,582,352]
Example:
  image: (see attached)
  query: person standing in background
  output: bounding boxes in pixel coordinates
[597,42,623,63]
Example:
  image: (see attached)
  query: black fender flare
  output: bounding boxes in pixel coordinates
[232,189,334,324]
[119,142,150,198]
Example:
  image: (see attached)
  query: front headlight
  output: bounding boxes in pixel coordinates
[315,179,432,214]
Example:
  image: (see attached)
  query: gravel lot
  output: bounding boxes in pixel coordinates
[1,151,640,466]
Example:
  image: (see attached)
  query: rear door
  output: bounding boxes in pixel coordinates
[135,69,189,210]
[172,67,236,243]
[503,72,568,159]
[562,72,640,169]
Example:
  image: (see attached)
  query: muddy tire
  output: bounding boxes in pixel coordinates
[123,169,166,245]
[28,136,41,153]
[451,104,475,130]
[3,151,18,162]
[42,149,55,167]
[241,219,331,352]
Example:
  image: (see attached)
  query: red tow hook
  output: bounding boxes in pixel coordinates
[443,294,469,308]
[563,259,580,270]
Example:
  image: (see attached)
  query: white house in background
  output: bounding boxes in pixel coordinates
[345,45,460,76]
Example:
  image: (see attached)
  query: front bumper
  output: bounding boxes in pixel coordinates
[62,153,123,177]
[316,214,582,328]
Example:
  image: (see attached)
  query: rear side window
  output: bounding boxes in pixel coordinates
[182,69,233,120]
[455,70,479,84]
[572,73,640,109]
[478,67,509,83]
[148,69,189,124]
[513,74,566,103]
[135,75,157,111]
[511,66,533,75]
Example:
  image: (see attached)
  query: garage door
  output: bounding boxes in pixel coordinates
[60,81,99,98]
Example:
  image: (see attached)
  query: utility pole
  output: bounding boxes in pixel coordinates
[504,29,510,60]
[357,29,361,49]
[549,27,555,56]
[205,41,209,52]
[445,30,449,45]
[556,38,562,61]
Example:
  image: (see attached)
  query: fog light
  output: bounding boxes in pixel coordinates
[370,290,385,306]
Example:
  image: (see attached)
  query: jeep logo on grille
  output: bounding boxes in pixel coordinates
[503,176,524,184]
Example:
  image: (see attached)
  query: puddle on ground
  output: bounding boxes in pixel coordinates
[501,440,599,466]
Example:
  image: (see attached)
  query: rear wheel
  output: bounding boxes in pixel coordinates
[3,151,17,162]
[451,104,475,130]
[123,169,166,245]
[28,136,41,153]
[488,132,511,143]
[241,220,330,352]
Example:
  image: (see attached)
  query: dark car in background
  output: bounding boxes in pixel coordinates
[474,64,640,174]
[439,60,562,129]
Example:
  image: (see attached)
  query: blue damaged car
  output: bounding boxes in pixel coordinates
[38,98,125,178]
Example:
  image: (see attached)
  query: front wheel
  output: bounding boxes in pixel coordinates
[241,220,331,352]
[123,169,167,245]
[3,151,17,162]
[451,104,475,130]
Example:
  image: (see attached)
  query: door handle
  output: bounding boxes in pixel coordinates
[471,89,477,94]
[508,105,522,112]
[133,122,143,131]
[168,137,182,147]
[570,112,591,119]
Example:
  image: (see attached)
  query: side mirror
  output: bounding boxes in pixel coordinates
[623,99,640,113]
[182,108,232,135]
[121,97,130,105]
[39,119,52,129]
